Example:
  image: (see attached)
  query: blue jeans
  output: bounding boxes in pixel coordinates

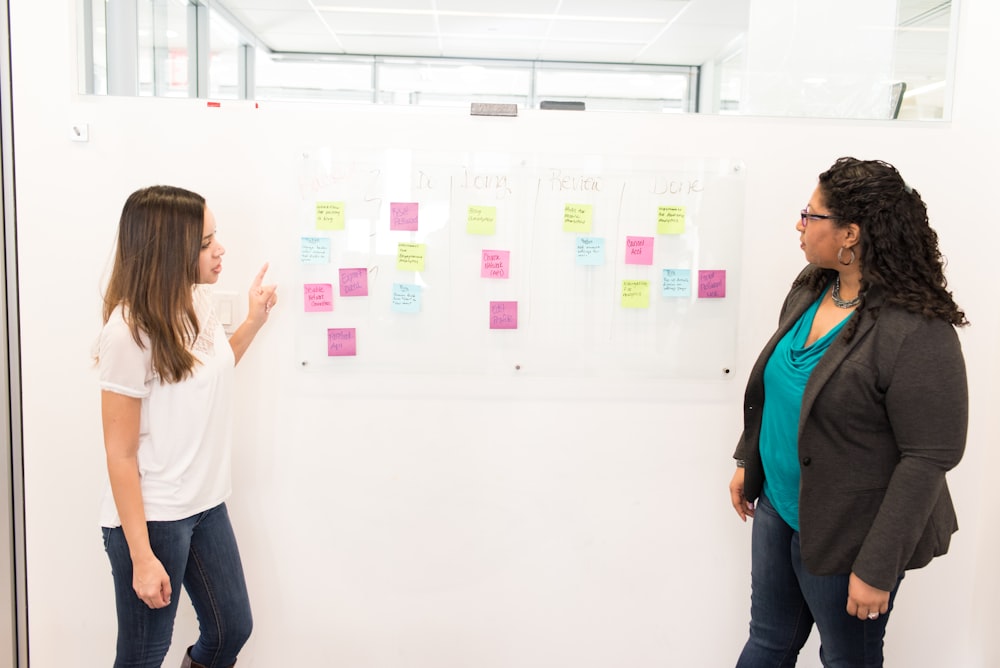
[736,494,901,668]
[103,503,253,668]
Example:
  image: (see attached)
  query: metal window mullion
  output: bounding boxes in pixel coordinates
[106,0,138,96]
[188,2,209,98]
[239,43,254,100]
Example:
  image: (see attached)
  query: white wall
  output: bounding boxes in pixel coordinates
[10,1,1000,666]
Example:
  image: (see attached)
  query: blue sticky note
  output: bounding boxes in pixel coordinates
[392,283,422,313]
[662,269,691,297]
[301,236,331,264]
[576,236,605,266]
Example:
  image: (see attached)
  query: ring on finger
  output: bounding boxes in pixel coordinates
[867,612,879,620]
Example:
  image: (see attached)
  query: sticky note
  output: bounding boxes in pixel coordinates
[662,269,691,297]
[467,205,497,235]
[339,268,368,297]
[625,236,654,265]
[481,250,510,279]
[327,328,356,356]
[300,237,331,264]
[576,236,605,266]
[316,201,345,231]
[490,301,518,329]
[563,203,593,233]
[698,270,727,298]
[621,280,651,308]
[397,242,426,271]
[303,283,333,312]
[657,206,686,234]
[390,202,419,231]
[392,283,421,313]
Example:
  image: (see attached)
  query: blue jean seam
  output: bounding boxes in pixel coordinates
[188,540,226,668]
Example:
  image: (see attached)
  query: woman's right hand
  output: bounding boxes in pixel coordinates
[729,467,755,522]
[132,553,172,609]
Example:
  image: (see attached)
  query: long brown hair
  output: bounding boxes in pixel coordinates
[102,185,206,383]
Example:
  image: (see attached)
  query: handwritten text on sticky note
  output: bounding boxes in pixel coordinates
[390,202,419,231]
[657,206,686,234]
[563,203,593,233]
[392,283,421,313]
[397,242,426,271]
[303,283,333,312]
[576,236,605,266]
[300,237,331,264]
[339,268,368,297]
[316,201,345,231]
[621,280,651,308]
[698,270,727,298]
[481,250,510,279]
[662,269,691,297]
[327,328,356,357]
[490,301,518,329]
[625,236,654,265]
[467,205,497,235]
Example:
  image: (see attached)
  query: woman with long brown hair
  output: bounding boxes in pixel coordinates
[98,185,277,667]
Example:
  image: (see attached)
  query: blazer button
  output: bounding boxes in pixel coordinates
[802,457,812,466]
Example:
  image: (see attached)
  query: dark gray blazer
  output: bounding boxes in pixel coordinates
[734,265,968,591]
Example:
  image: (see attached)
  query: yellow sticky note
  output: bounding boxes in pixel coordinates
[621,280,651,308]
[467,205,497,235]
[563,203,593,233]
[657,206,686,235]
[316,201,345,231]
[397,242,426,271]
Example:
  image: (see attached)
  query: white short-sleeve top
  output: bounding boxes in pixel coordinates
[98,286,235,527]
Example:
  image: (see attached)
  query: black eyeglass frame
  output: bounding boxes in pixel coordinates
[800,208,839,227]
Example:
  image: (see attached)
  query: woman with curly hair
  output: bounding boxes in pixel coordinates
[98,185,277,667]
[728,157,968,667]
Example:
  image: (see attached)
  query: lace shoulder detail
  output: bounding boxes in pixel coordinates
[191,286,220,356]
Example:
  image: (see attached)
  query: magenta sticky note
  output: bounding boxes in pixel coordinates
[625,236,654,265]
[339,268,368,297]
[481,249,510,279]
[303,283,333,312]
[698,270,727,298]
[327,328,357,356]
[390,202,419,231]
[490,301,518,329]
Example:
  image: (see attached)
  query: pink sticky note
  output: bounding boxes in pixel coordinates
[390,202,419,231]
[481,249,510,279]
[625,236,654,265]
[327,328,357,356]
[490,301,518,329]
[303,283,333,312]
[339,268,368,297]
[698,270,727,298]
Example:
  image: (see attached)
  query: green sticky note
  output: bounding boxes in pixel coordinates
[563,203,593,233]
[621,280,651,308]
[657,205,686,234]
[316,201,345,231]
[467,205,497,235]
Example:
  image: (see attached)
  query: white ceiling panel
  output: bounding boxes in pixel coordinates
[318,11,438,34]
[337,34,443,56]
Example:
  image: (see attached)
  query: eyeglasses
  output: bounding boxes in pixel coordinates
[800,209,839,227]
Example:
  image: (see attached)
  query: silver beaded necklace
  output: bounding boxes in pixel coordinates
[831,276,861,309]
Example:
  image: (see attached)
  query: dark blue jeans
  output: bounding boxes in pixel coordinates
[736,494,901,668]
[103,503,253,668]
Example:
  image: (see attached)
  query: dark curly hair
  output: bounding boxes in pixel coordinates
[795,157,967,337]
